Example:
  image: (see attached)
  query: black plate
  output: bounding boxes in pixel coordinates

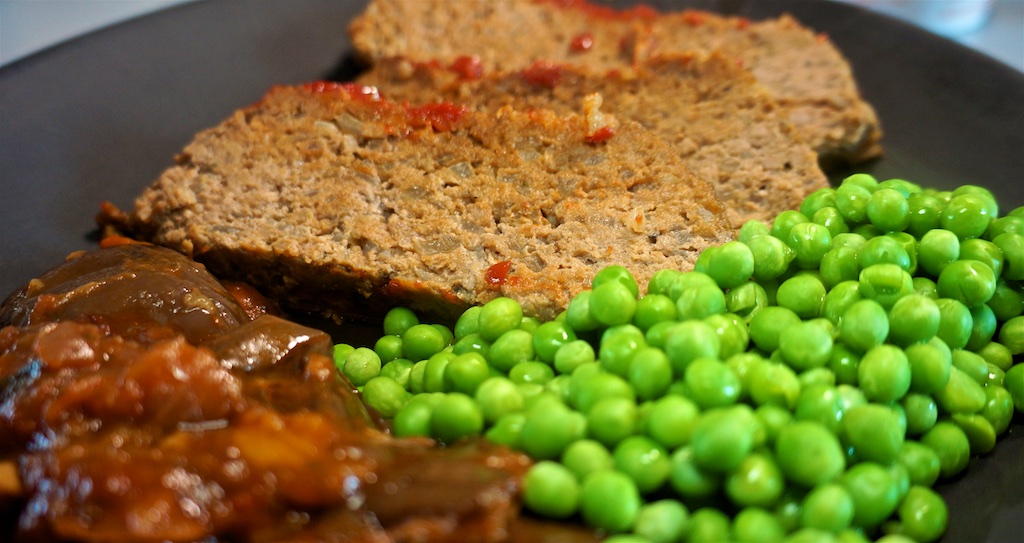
[0,1,1021,541]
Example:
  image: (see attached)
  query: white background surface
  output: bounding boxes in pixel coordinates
[0,0,1021,71]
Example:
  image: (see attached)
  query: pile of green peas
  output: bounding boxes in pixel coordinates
[333,174,1024,543]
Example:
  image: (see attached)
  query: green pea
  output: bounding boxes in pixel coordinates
[522,461,580,519]
[841,403,905,464]
[906,192,945,238]
[820,246,860,290]
[644,320,678,349]
[898,441,942,487]
[612,435,671,494]
[935,298,974,349]
[688,508,732,543]
[992,232,1024,280]
[422,351,454,392]
[644,395,700,449]
[590,280,638,327]
[788,222,833,269]
[474,376,524,423]
[452,332,490,358]
[633,500,690,543]
[383,306,419,336]
[887,294,941,346]
[664,320,721,374]
[739,219,772,244]
[794,384,843,432]
[520,398,585,460]
[920,422,971,479]
[669,446,721,499]
[865,188,911,232]
[838,299,889,352]
[966,303,997,350]
[934,365,986,414]
[893,485,948,543]
[675,282,726,320]
[401,323,448,362]
[570,366,634,413]
[987,279,1024,321]
[777,273,826,318]
[430,392,484,443]
[902,393,938,435]
[509,360,554,386]
[813,206,851,238]
[532,320,576,363]
[628,347,673,401]
[685,357,741,408]
[801,187,838,217]
[392,394,441,437]
[342,347,382,386]
[379,358,413,389]
[667,271,718,301]
[913,276,939,299]
[822,281,862,326]
[443,352,491,395]
[841,462,901,529]
[633,294,677,331]
[937,259,996,308]
[904,340,952,394]
[484,412,525,448]
[553,339,595,375]
[561,439,613,481]
[748,359,801,409]
[374,334,404,363]
[748,232,797,282]
[771,209,811,241]
[487,328,532,372]
[828,343,861,385]
[361,376,410,417]
[691,406,757,472]
[977,340,1014,372]
[593,264,640,296]
[859,263,914,309]
[726,452,785,508]
[981,385,1015,435]
[999,315,1024,354]
[857,345,911,403]
[801,483,855,533]
[833,232,868,251]
[776,421,845,487]
[566,290,601,332]
[918,229,960,277]
[749,306,801,352]
[986,214,1024,239]
[705,313,751,360]
[701,240,755,288]
[941,193,992,239]
[860,235,912,271]
[586,396,637,447]
[836,181,873,224]
[725,281,770,321]
[951,412,996,455]
[733,507,787,543]
[951,349,990,384]
[599,324,646,377]
[579,469,642,532]
[779,320,834,371]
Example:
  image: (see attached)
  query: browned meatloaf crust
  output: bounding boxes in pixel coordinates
[357,51,830,227]
[100,83,733,322]
[348,0,883,168]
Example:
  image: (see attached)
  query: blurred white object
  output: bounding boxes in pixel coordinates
[839,0,995,37]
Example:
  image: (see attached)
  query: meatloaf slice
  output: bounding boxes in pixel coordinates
[101,83,732,322]
[348,0,882,168]
[357,52,829,227]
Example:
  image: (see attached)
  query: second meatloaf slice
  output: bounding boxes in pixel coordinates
[103,83,732,321]
[358,52,829,227]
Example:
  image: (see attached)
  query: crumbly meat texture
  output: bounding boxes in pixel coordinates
[102,84,732,321]
[348,0,882,167]
[358,52,830,227]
